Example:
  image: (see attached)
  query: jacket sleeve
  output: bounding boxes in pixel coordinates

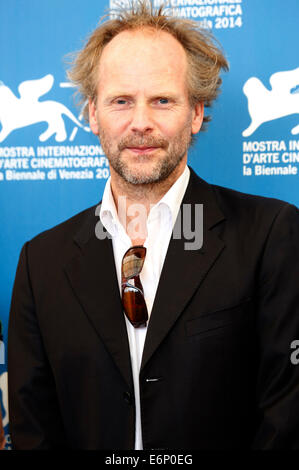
[8,242,67,449]
[252,203,299,449]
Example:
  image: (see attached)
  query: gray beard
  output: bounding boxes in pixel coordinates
[109,149,186,185]
[99,128,192,185]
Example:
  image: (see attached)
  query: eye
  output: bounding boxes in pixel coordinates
[115,98,127,105]
[110,97,132,110]
[154,97,174,108]
[158,98,169,104]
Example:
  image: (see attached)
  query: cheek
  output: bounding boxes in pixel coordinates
[98,114,129,138]
[160,119,192,139]
[160,107,193,131]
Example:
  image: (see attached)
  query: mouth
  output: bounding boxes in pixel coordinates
[126,146,160,155]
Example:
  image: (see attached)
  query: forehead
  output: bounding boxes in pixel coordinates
[97,28,188,93]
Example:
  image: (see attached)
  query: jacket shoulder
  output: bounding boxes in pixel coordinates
[211,183,297,221]
[27,203,100,256]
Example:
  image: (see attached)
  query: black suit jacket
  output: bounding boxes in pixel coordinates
[8,167,299,449]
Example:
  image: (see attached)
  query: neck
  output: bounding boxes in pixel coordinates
[110,158,187,245]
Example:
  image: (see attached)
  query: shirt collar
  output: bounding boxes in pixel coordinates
[150,165,190,228]
[100,165,190,237]
[100,177,120,238]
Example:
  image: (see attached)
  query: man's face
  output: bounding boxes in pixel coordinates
[89,28,203,185]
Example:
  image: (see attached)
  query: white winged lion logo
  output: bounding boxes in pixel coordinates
[242,67,299,137]
[0,74,90,143]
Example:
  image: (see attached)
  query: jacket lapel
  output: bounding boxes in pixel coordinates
[64,210,133,389]
[63,168,226,384]
[141,168,226,371]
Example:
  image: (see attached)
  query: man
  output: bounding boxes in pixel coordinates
[8,2,299,449]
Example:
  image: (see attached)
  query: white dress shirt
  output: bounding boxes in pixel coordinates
[99,165,190,449]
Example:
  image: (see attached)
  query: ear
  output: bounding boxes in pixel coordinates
[191,102,204,134]
[89,98,99,135]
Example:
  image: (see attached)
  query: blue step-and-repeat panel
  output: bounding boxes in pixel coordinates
[0,0,298,449]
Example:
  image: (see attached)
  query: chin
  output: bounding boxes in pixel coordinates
[111,152,183,185]
[122,170,162,185]
[123,164,176,185]
[116,159,161,185]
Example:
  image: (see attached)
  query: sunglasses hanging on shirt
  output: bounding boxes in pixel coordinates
[121,246,148,328]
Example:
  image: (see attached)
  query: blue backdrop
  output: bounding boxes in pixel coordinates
[0,0,298,449]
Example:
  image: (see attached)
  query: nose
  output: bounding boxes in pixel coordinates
[129,102,154,134]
